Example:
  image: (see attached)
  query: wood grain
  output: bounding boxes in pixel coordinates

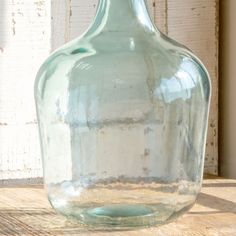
[154,0,168,34]
[0,0,50,181]
[0,178,235,235]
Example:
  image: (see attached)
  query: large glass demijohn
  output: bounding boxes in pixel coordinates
[35,0,211,230]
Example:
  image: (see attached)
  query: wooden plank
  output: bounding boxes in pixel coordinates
[154,0,168,34]
[146,0,155,20]
[0,0,51,181]
[69,0,98,39]
[0,178,235,235]
[51,0,70,51]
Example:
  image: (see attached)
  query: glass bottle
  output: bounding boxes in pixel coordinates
[35,0,211,230]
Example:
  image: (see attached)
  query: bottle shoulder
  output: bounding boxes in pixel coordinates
[37,32,208,71]
[35,32,211,102]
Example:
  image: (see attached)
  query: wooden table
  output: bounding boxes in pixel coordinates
[0,178,235,236]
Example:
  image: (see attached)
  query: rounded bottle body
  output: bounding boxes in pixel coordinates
[35,0,211,229]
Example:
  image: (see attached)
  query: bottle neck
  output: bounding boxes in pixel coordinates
[88,0,155,34]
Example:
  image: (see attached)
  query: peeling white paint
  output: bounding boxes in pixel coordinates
[0,0,51,180]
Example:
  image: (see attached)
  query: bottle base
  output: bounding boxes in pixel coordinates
[56,203,193,230]
[48,180,198,230]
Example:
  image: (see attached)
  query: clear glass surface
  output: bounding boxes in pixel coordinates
[35,0,211,230]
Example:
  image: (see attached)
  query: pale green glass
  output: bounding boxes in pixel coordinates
[35,0,211,230]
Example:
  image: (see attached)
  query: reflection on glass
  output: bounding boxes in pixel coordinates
[156,58,200,103]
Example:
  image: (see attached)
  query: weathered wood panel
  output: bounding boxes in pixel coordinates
[51,0,70,51]
[0,0,51,180]
[155,0,168,33]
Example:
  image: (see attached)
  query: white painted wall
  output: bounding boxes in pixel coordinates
[0,0,218,182]
[0,0,51,180]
